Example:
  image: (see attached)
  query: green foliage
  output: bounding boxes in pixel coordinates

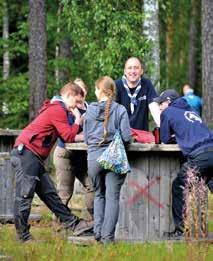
[159,0,202,93]
[0,0,203,129]
[62,0,150,100]
[0,73,29,129]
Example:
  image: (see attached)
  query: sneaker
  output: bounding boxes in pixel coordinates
[79,227,94,236]
[164,228,184,240]
[73,219,94,236]
[94,233,101,242]
[17,234,33,243]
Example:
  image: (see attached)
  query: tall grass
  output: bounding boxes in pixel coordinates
[183,167,208,240]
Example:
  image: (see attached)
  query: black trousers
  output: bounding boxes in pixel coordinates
[172,149,213,229]
[10,147,79,241]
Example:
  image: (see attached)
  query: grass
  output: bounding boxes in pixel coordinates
[0,225,213,261]
[0,194,213,260]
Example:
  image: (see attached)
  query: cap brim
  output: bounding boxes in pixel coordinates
[153,97,164,104]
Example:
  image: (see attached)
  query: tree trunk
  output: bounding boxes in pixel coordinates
[29,0,47,121]
[58,38,72,84]
[2,0,10,80]
[55,4,72,85]
[188,0,200,88]
[202,0,213,127]
[143,0,160,92]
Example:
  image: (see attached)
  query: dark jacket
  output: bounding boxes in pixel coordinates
[160,97,213,156]
[14,100,79,159]
[115,77,157,130]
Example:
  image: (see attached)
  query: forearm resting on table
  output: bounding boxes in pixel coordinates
[149,102,160,127]
[74,132,84,142]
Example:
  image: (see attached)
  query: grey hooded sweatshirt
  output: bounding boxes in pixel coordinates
[83,100,131,160]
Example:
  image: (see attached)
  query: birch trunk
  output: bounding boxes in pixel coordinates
[2,0,10,80]
[143,0,160,92]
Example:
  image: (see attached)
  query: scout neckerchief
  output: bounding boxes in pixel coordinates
[122,75,141,114]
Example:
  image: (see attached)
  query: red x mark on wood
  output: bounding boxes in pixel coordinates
[127,176,165,209]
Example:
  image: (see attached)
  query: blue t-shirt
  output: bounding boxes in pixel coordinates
[183,93,202,116]
[115,77,157,130]
[57,112,75,148]
[57,105,87,148]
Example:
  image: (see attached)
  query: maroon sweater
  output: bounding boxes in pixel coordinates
[15,100,79,159]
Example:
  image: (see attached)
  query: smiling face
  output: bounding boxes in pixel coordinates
[124,57,143,88]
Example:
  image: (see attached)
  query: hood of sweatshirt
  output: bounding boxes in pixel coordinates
[86,100,118,122]
[37,96,66,115]
[170,97,192,111]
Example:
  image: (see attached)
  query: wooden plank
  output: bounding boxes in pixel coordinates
[65,142,181,152]
[127,143,180,152]
[169,155,181,233]
[0,129,21,136]
[148,154,160,240]
[159,154,173,238]
[131,154,149,241]
[0,153,14,217]
[116,152,149,241]
[68,236,96,245]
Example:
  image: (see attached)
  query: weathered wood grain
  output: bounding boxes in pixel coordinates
[0,153,15,220]
[65,142,180,152]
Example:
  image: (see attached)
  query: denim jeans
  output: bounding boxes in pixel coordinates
[172,149,213,229]
[88,159,126,243]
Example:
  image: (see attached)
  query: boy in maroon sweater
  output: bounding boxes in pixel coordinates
[11,82,93,242]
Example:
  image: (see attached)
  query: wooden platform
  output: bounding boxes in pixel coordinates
[0,214,41,224]
[68,236,96,246]
[65,142,208,242]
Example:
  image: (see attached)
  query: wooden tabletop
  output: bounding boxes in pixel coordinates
[0,129,21,136]
[65,142,181,152]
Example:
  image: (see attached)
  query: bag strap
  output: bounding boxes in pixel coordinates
[115,103,120,131]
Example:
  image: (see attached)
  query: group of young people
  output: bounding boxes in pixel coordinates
[11,56,213,244]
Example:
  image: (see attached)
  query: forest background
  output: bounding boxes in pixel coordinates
[0,0,212,129]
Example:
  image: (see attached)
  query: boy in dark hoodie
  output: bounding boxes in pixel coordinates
[83,76,131,244]
[154,89,213,239]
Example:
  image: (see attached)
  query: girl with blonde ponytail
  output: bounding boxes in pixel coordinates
[83,76,131,244]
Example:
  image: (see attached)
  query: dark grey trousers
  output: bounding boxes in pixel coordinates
[10,147,78,241]
[88,159,125,243]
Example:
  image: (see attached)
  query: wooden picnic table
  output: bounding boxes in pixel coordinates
[65,142,183,242]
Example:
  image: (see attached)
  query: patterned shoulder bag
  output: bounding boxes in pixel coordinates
[96,105,131,175]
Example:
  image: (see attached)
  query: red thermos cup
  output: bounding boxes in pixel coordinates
[153,127,161,144]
